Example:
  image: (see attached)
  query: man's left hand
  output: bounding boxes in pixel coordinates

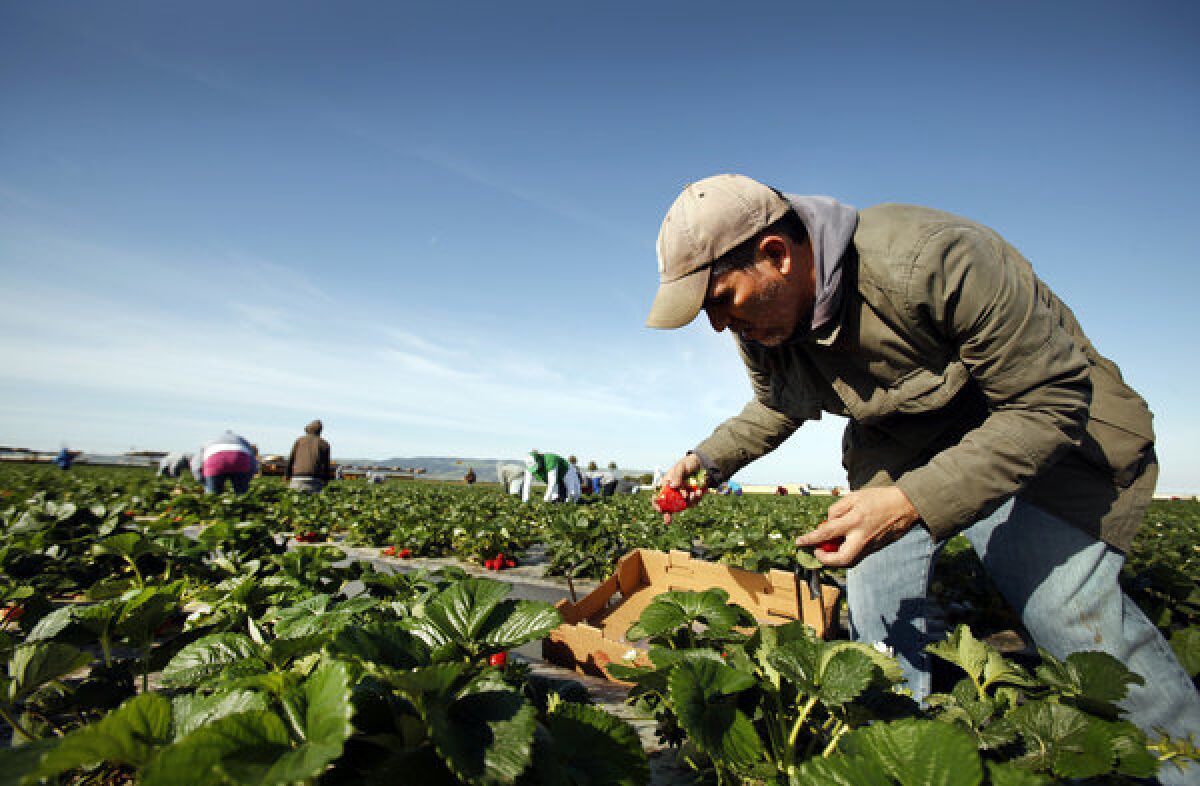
[794,486,921,568]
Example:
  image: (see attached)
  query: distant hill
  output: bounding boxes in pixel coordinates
[339,456,650,483]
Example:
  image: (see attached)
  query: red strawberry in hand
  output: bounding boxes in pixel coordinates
[818,537,845,553]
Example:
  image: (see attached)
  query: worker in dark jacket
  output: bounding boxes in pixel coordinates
[648,173,1197,783]
[285,420,331,493]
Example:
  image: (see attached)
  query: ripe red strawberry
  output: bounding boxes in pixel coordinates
[398,548,412,558]
[653,485,687,514]
[382,546,396,556]
[505,558,516,569]
[818,537,845,553]
[489,651,508,667]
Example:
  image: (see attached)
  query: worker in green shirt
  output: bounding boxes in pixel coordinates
[522,450,582,503]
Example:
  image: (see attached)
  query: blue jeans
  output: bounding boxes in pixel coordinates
[847,497,1200,786]
[203,471,253,495]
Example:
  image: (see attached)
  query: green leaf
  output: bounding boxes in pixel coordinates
[299,660,354,749]
[390,663,537,784]
[170,690,269,740]
[667,659,763,771]
[817,647,876,707]
[480,598,562,651]
[646,646,726,670]
[25,606,76,642]
[114,585,183,647]
[328,621,431,670]
[535,701,649,786]
[141,710,292,786]
[435,678,537,784]
[0,737,60,786]
[161,632,260,689]
[34,692,172,778]
[1034,648,1144,717]
[983,761,1053,786]
[768,636,822,693]
[405,577,560,659]
[926,625,991,684]
[7,642,92,704]
[93,532,161,560]
[839,718,983,786]
[1169,626,1200,677]
[790,753,893,786]
[824,640,906,686]
[1109,720,1158,778]
[424,578,511,642]
[626,589,750,641]
[1006,700,1115,779]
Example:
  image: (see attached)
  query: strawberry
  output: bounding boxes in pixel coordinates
[817,536,845,553]
[505,558,516,568]
[398,548,412,558]
[653,485,687,515]
[489,651,508,667]
[382,546,396,556]
[1,606,23,623]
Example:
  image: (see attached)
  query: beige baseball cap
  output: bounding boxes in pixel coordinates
[645,173,791,329]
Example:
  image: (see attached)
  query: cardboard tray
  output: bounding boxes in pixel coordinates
[542,548,841,682]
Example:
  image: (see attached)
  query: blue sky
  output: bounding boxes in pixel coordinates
[1,1,1197,490]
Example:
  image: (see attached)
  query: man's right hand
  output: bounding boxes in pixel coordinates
[662,453,705,505]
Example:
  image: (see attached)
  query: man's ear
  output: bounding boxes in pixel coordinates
[758,234,792,274]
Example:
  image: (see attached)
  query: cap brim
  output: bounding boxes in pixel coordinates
[645,266,711,329]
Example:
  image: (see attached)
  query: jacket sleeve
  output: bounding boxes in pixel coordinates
[285,441,296,480]
[694,340,809,480]
[893,226,1092,539]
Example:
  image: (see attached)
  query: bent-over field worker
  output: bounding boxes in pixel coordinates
[648,173,1198,781]
[522,450,582,503]
[196,429,258,495]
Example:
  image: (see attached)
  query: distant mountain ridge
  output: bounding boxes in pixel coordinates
[340,456,649,483]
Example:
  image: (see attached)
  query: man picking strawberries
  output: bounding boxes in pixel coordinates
[647,173,1198,783]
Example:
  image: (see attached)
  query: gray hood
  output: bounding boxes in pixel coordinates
[783,194,858,333]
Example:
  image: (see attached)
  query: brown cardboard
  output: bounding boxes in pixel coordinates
[542,549,841,682]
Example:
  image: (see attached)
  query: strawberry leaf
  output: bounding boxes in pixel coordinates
[534,700,649,786]
[667,659,763,771]
[839,718,983,786]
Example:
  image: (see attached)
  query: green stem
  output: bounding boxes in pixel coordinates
[0,705,37,743]
[280,696,307,742]
[100,634,112,668]
[821,720,849,757]
[788,695,819,750]
[124,556,145,589]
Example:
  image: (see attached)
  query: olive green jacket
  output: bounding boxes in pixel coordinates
[695,204,1156,552]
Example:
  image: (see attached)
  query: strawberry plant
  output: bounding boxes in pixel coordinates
[609,589,1198,785]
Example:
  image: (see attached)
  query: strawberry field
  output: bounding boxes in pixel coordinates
[1,464,1198,784]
